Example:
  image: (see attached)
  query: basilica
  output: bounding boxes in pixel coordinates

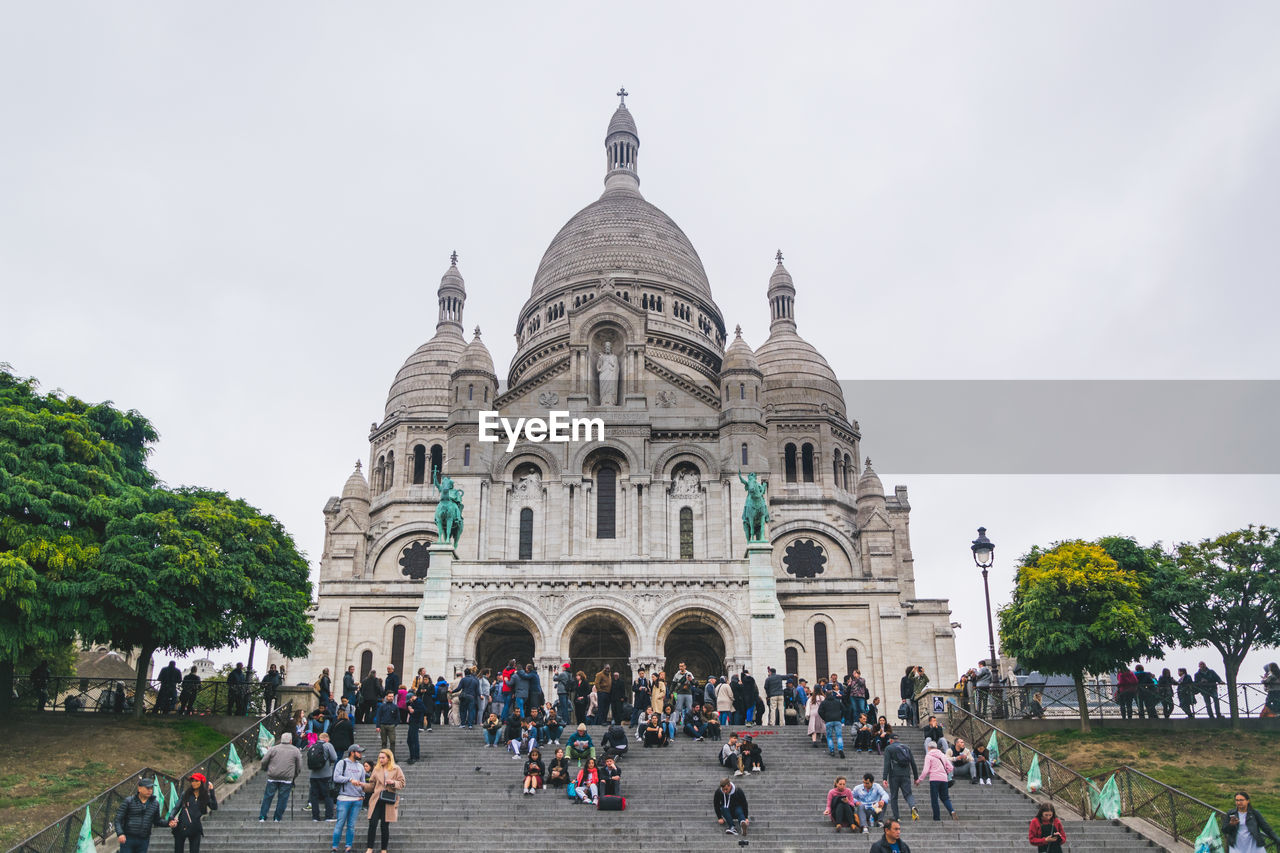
[273,95,958,700]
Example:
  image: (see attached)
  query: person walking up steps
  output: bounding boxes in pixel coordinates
[307,732,338,823]
[881,732,919,822]
[331,744,366,853]
[167,773,217,853]
[114,777,166,853]
[259,733,305,822]
[916,741,957,821]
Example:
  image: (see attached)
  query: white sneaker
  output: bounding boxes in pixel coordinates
[733,770,744,777]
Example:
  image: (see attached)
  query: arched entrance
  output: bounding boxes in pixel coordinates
[663,616,727,683]
[474,613,536,678]
[568,613,632,694]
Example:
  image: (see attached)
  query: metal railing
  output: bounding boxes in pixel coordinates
[947,704,1276,850]
[959,680,1274,721]
[7,702,293,853]
[11,675,291,717]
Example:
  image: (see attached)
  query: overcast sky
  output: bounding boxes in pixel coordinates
[3,3,1278,683]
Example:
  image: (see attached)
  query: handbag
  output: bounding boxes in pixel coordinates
[566,781,577,799]
[378,788,398,805]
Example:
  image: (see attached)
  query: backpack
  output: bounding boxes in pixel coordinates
[306,742,328,771]
[889,743,912,771]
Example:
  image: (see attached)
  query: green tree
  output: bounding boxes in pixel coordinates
[91,488,312,717]
[998,540,1159,732]
[0,367,156,705]
[1153,525,1280,728]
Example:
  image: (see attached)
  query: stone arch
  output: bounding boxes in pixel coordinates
[458,603,550,670]
[351,640,379,679]
[383,616,412,677]
[652,602,743,676]
[770,520,857,573]
[569,309,640,347]
[554,599,643,660]
[651,443,720,482]
[570,438,640,479]
[493,445,562,480]
[368,524,436,579]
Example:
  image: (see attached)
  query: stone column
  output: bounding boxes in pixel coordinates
[745,544,785,676]
[415,544,456,678]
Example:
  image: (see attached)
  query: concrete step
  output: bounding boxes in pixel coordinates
[197,724,1167,852]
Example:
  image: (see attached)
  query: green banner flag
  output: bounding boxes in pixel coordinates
[154,783,165,824]
[225,744,243,782]
[76,806,95,853]
[987,730,1000,766]
[1193,813,1225,853]
[1026,753,1042,793]
[258,723,275,758]
[167,780,179,818]
[1097,774,1121,819]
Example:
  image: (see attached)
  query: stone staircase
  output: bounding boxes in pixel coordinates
[200,722,1167,852]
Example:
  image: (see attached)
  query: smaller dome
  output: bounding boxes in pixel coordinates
[770,257,794,291]
[455,327,496,376]
[722,325,760,374]
[341,461,370,503]
[856,457,885,503]
[607,104,638,138]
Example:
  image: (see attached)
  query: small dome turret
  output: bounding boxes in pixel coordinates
[856,457,885,504]
[722,325,760,375]
[341,460,370,503]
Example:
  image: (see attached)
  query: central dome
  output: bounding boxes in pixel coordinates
[528,190,713,302]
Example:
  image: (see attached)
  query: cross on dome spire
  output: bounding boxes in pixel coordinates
[617,86,628,106]
[450,250,459,265]
[776,249,784,263]
[473,326,481,338]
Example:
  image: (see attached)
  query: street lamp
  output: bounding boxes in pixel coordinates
[971,527,999,683]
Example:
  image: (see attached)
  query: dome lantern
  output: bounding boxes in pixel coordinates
[604,86,640,195]
[768,250,797,332]
[437,250,466,332]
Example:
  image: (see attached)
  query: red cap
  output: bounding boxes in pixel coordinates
[563,663,571,669]
[190,772,207,783]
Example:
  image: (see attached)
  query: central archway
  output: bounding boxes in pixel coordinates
[474,612,537,678]
[663,617,727,683]
[568,612,632,695]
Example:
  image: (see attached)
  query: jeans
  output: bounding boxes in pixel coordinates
[509,696,526,716]
[887,775,915,819]
[683,722,705,739]
[1118,695,1135,719]
[857,803,883,827]
[258,779,293,821]
[407,724,420,760]
[484,727,500,746]
[308,777,334,819]
[825,720,844,754]
[720,711,730,725]
[332,799,360,848]
[459,696,476,727]
[545,723,563,742]
[119,840,151,853]
[673,693,693,724]
[1200,688,1222,718]
[928,779,954,820]
[557,693,571,722]
[718,803,747,828]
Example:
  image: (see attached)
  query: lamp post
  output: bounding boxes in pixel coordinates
[970,527,998,683]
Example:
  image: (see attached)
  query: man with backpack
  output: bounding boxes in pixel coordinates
[306,732,337,822]
[259,733,305,822]
[819,687,846,758]
[881,732,920,822]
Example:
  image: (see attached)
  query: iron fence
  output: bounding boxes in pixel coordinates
[947,705,1275,850]
[7,702,293,853]
[962,680,1273,721]
[11,675,291,717]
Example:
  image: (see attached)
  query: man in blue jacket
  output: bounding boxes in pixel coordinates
[374,691,399,755]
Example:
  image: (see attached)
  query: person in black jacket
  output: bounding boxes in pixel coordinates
[713,778,750,836]
[167,772,217,853]
[405,690,428,764]
[114,777,167,853]
[156,661,182,714]
[329,708,355,759]
[881,733,920,822]
[818,689,846,758]
[599,756,622,796]
[178,667,201,716]
[740,669,761,725]
[869,818,911,853]
[1223,791,1280,850]
[358,670,383,724]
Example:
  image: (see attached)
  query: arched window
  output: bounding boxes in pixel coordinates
[385,450,394,489]
[412,445,426,485]
[784,444,797,483]
[391,624,406,675]
[519,508,534,560]
[467,383,474,401]
[834,457,842,487]
[596,463,617,539]
[360,650,373,679]
[739,382,745,400]
[844,454,853,491]
[376,455,386,492]
[679,507,694,560]
[801,443,815,483]
[814,623,829,682]
[846,647,859,676]
[741,443,748,466]
[785,647,799,677]
[430,445,443,481]
[464,444,471,467]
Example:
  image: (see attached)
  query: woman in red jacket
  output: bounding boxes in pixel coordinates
[1115,666,1139,720]
[574,757,600,805]
[1028,802,1067,852]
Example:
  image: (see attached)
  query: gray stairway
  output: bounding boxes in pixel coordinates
[200,722,1167,852]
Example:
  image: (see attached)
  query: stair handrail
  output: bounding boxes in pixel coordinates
[946,704,1269,849]
[7,702,293,853]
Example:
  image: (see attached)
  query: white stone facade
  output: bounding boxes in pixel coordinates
[272,96,957,701]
